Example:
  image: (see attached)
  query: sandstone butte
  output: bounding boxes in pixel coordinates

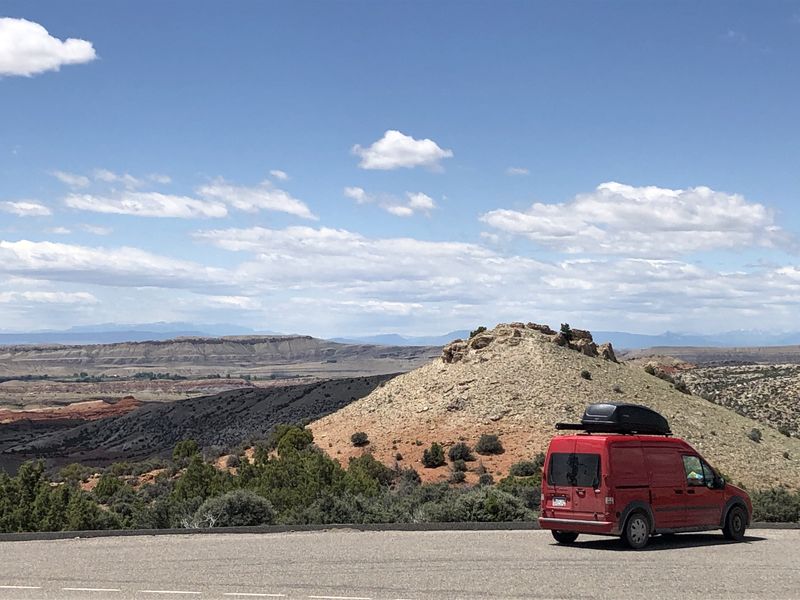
[310,322,800,490]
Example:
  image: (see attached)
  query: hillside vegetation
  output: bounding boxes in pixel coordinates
[311,323,800,490]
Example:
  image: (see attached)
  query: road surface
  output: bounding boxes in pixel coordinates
[0,529,796,599]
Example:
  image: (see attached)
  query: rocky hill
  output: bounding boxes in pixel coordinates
[0,336,439,378]
[1,374,393,473]
[310,323,800,490]
[681,364,800,437]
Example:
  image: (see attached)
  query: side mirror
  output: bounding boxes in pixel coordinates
[713,476,725,489]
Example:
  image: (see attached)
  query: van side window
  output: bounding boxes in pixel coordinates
[682,455,705,486]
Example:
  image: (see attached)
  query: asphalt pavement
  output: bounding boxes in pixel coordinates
[0,529,796,599]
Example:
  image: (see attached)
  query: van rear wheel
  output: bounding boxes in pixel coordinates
[723,506,747,541]
[622,512,650,549]
[551,530,579,544]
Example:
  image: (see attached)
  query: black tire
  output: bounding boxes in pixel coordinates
[622,512,651,549]
[723,506,747,541]
[551,530,579,544]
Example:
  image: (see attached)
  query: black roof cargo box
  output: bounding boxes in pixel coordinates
[556,403,671,435]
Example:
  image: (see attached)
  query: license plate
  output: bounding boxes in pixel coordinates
[553,497,567,507]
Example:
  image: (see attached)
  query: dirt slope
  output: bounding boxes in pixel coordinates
[311,323,800,490]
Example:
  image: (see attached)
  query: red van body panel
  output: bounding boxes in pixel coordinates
[538,433,752,537]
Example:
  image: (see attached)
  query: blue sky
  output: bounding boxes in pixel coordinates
[1,1,800,336]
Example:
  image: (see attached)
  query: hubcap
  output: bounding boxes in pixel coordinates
[733,513,743,532]
[630,517,647,544]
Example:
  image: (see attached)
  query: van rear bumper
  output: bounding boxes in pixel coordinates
[538,517,615,534]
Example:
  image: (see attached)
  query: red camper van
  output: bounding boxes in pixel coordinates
[538,403,752,549]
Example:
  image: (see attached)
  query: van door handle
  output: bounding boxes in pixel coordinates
[674,489,683,494]
[576,489,586,497]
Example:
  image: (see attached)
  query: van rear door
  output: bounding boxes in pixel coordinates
[547,439,604,521]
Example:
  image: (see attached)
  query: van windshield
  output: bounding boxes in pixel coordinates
[548,452,601,487]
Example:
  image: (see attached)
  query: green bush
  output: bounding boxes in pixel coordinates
[508,460,539,477]
[475,434,504,455]
[496,475,542,510]
[752,488,800,522]
[747,428,763,443]
[421,487,534,522]
[173,439,200,462]
[469,326,487,339]
[478,473,494,486]
[560,323,573,341]
[580,370,591,380]
[351,432,369,447]
[194,490,276,527]
[422,443,446,468]
[451,459,467,473]
[449,471,466,484]
[448,442,474,462]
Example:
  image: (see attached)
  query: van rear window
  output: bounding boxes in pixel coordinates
[548,453,601,487]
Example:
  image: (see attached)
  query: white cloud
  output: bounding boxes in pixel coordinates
[1,201,52,217]
[0,290,97,304]
[481,181,787,257]
[0,239,228,291]
[197,179,316,219]
[352,130,453,171]
[385,205,414,217]
[148,173,172,184]
[506,167,530,176]
[64,191,228,219]
[407,192,436,212]
[52,170,90,188]
[0,18,96,77]
[92,169,144,189]
[270,170,289,181]
[80,224,113,236]
[345,187,436,217]
[343,186,373,204]
[47,227,72,235]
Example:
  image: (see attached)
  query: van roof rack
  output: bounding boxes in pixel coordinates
[556,403,672,435]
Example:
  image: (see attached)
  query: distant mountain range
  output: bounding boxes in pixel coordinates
[0,322,274,345]
[4,322,800,350]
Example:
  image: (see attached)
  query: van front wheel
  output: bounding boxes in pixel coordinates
[723,506,747,541]
[551,530,579,544]
[622,512,650,549]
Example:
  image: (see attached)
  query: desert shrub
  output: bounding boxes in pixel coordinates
[783,452,790,459]
[276,426,314,455]
[393,468,422,495]
[421,487,534,522]
[496,475,542,510]
[469,326,487,338]
[560,323,573,340]
[351,432,369,447]
[644,364,657,376]
[422,443,446,468]
[93,474,124,503]
[508,460,539,478]
[447,442,474,462]
[451,459,467,472]
[532,452,546,470]
[58,463,93,484]
[478,473,494,486]
[172,439,200,462]
[225,454,241,468]
[580,370,591,380]
[194,490,276,527]
[752,488,800,522]
[347,454,396,487]
[449,471,466,484]
[475,434,504,455]
[747,428,763,443]
[778,426,792,437]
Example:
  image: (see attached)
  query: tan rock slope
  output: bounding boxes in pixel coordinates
[311,323,800,490]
